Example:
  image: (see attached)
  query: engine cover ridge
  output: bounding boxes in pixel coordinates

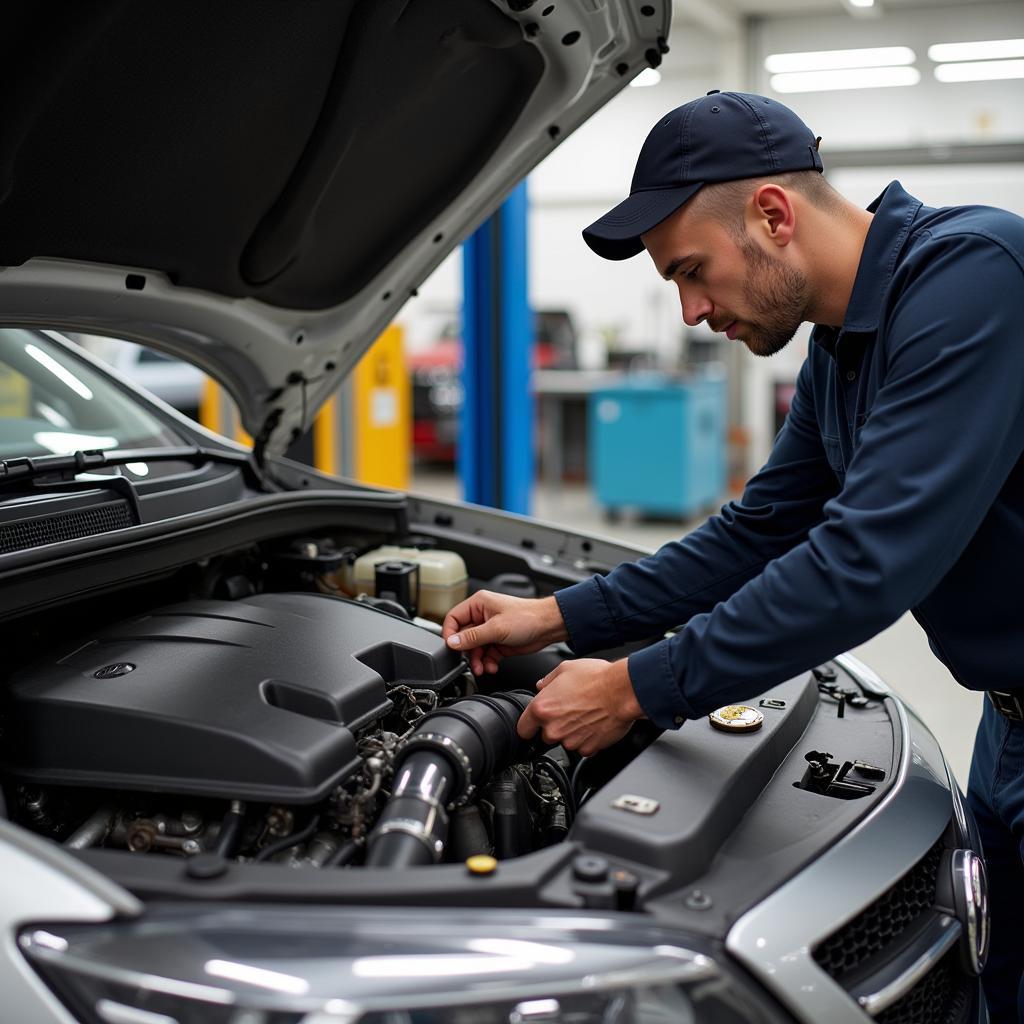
[2,593,465,803]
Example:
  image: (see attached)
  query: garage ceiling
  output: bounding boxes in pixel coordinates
[675,0,994,19]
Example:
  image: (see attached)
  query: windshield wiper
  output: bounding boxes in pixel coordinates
[0,446,253,491]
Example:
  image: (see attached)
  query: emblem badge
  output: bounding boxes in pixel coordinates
[93,663,136,679]
[709,704,764,732]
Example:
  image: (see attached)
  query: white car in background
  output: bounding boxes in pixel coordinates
[75,335,206,422]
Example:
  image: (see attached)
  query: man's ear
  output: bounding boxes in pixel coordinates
[748,184,796,248]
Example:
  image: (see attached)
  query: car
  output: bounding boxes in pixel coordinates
[80,335,207,424]
[410,310,578,463]
[0,4,987,1024]
[410,334,463,462]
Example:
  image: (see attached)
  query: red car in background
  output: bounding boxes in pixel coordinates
[409,309,578,462]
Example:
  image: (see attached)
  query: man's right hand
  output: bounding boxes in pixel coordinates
[442,592,568,676]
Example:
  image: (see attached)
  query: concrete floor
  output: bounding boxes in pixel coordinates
[413,467,983,787]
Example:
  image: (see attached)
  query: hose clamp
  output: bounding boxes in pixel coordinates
[400,732,474,805]
[371,819,445,862]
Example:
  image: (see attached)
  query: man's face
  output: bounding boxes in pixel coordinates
[641,199,809,358]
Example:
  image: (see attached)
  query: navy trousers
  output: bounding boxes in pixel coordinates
[967,700,1024,1024]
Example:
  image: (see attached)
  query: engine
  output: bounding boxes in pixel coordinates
[1,592,573,868]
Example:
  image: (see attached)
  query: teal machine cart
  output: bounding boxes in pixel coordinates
[590,373,726,518]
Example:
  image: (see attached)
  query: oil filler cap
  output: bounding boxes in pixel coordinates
[709,705,764,732]
[466,855,498,876]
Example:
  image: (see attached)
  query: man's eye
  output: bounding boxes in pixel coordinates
[682,266,700,281]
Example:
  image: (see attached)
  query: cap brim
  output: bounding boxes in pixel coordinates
[582,183,704,260]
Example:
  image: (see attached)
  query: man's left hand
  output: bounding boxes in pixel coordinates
[517,658,645,757]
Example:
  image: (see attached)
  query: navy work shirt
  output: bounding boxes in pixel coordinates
[555,182,1024,728]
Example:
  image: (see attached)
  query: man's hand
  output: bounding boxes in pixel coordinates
[517,658,645,757]
[443,592,567,676]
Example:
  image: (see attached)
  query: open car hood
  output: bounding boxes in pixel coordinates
[0,0,668,454]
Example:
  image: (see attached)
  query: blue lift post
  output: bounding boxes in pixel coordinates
[459,181,533,514]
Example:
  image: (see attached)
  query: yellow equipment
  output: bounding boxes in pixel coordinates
[200,324,409,487]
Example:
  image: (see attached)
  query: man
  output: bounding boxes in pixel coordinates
[442,90,1024,1019]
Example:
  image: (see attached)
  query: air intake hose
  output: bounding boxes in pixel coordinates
[366,690,539,868]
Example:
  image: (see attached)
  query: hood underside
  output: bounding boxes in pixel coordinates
[0,0,668,453]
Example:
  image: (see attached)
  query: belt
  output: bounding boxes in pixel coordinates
[986,690,1024,722]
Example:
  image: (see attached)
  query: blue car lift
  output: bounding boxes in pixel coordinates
[459,182,533,515]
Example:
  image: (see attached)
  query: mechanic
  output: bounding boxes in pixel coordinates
[442,90,1024,1020]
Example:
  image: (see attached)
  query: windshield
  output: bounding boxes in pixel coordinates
[0,328,184,460]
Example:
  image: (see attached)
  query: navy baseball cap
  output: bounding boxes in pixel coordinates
[583,90,823,260]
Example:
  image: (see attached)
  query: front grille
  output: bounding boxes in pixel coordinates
[813,834,976,1024]
[876,948,972,1024]
[813,839,944,980]
[0,501,134,554]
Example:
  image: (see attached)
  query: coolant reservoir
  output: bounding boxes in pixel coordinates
[353,546,468,622]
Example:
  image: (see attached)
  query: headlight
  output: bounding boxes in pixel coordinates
[20,906,774,1024]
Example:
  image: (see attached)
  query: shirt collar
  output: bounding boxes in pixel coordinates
[839,180,923,334]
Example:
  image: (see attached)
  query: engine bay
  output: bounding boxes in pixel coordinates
[0,513,902,923]
[7,593,464,804]
[0,537,582,871]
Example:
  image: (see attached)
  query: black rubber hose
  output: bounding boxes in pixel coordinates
[537,755,576,822]
[254,815,320,862]
[324,838,360,867]
[366,690,541,868]
[365,750,456,868]
[448,806,491,861]
[490,770,526,860]
[214,802,246,859]
[366,829,436,870]
[571,756,592,805]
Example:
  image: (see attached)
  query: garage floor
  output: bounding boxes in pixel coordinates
[413,467,983,787]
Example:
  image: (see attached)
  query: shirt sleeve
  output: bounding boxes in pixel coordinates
[555,350,840,658]
[625,232,1024,728]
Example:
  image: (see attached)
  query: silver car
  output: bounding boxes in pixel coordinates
[0,3,987,1023]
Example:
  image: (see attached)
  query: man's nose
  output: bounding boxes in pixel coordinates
[678,288,712,328]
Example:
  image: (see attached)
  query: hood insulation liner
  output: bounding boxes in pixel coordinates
[0,0,543,310]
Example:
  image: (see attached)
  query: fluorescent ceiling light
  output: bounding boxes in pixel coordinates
[630,68,661,87]
[765,46,915,74]
[771,66,920,93]
[33,432,118,454]
[204,960,309,995]
[24,344,94,400]
[934,59,1024,82]
[352,954,531,977]
[928,38,1024,63]
[841,0,881,14]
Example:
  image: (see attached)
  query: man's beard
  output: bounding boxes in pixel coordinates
[734,235,810,358]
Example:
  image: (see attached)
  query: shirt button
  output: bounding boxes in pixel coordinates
[674,715,685,725]
[845,370,857,382]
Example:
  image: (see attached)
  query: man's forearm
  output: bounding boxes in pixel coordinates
[533,595,569,646]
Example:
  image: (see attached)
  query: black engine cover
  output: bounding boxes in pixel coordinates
[2,593,465,803]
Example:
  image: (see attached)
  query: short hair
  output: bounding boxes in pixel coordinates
[690,170,843,236]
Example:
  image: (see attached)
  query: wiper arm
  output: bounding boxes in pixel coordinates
[0,446,253,490]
